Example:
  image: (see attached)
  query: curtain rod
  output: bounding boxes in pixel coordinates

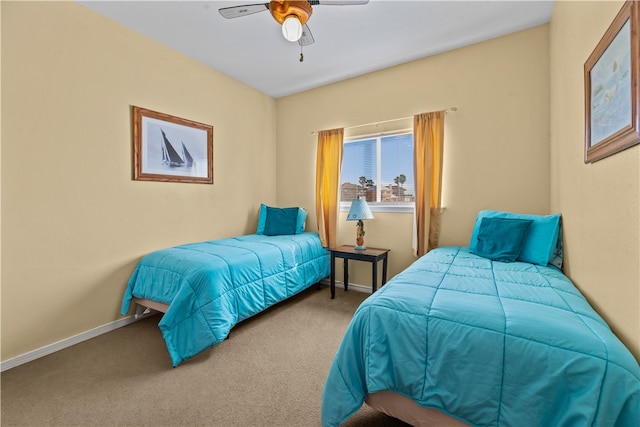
[312,107,457,135]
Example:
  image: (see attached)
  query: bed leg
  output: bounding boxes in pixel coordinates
[316,279,328,291]
[135,304,152,319]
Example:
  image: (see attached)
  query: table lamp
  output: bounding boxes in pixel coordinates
[347,196,374,250]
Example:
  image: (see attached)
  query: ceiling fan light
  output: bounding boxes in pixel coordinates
[282,16,302,42]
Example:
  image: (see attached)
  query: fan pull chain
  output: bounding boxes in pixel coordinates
[300,45,304,62]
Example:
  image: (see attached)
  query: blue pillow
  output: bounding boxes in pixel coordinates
[257,204,268,234]
[296,208,307,234]
[470,217,533,262]
[263,207,299,236]
[256,204,306,234]
[549,222,563,270]
[469,210,562,266]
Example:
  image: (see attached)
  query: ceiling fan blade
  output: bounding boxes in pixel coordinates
[218,3,269,19]
[313,0,369,5]
[299,24,315,46]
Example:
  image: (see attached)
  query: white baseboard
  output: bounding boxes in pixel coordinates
[0,312,155,372]
[1,282,370,372]
[342,282,373,294]
[319,278,373,294]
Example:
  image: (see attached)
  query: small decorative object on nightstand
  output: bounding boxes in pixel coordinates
[328,245,390,299]
[347,196,374,250]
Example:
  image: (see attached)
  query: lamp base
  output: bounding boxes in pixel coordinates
[354,245,367,251]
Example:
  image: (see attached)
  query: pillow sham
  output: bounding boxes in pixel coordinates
[257,204,307,235]
[296,208,307,234]
[469,210,562,266]
[263,206,299,236]
[549,222,563,270]
[470,217,533,262]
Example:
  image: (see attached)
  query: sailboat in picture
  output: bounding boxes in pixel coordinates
[160,129,194,168]
[181,142,194,167]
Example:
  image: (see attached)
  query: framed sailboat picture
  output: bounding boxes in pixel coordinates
[132,106,213,184]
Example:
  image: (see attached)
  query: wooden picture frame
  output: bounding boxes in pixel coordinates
[584,0,640,163]
[132,106,213,183]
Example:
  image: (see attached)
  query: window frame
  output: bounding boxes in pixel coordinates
[339,130,415,214]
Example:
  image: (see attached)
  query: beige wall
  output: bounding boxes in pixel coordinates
[1,2,277,361]
[276,25,551,285]
[550,0,640,359]
[4,1,637,365]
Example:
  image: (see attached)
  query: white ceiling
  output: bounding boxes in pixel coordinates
[78,0,555,98]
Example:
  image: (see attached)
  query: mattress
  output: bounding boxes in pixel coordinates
[322,246,640,426]
[121,232,329,366]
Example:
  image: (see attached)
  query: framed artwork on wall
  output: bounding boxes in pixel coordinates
[132,106,214,183]
[584,0,639,164]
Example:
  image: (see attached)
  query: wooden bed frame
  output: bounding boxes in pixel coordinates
[132,297,168,318]
[366,391,470,426]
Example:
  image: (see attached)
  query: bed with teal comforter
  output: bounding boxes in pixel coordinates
[121,232,329,367]
[321,246,640,426]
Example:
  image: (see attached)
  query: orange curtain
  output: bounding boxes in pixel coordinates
[315,128,344,248]
[413,111,445,257]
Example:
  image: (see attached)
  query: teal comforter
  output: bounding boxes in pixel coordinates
[322,247,639,426]
[121,232,329,366]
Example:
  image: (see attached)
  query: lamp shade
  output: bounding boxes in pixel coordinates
[282,16,303,42]
[347,197,374,221]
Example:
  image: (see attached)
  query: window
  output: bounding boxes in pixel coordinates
[340,132,414,212]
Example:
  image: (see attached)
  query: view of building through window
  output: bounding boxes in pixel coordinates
[341,132,415,205]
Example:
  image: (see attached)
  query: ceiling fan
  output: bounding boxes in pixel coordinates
[219,1,369,47]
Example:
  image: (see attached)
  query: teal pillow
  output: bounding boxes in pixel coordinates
[470,217,533,262]
[257,204,306,234]
[257,204,268,234]
[296,208,307,234]
[263,207,298,236]
[469,210,562,266]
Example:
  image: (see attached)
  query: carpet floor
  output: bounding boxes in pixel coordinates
[1,286,410,427]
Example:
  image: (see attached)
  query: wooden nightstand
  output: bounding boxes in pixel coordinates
[328,245,390,299]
